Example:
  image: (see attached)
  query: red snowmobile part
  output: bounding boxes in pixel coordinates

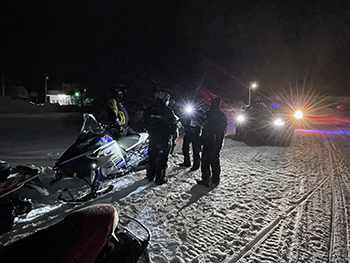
[1,204,117,263]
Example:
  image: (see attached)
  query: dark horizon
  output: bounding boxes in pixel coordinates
[1,0,350,101]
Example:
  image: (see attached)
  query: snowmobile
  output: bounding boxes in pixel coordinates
[0,160,49,235]
[0,204,151,263]
[52,113,149,202]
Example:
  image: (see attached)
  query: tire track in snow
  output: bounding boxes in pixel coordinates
[340,163,350,262]
[224,132,350,263]
[325,134,350,262]
[223,175,331,263]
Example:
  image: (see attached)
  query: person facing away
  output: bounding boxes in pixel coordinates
[179,99,205,171]
[197,97,227,187]
[143,90,179,185]
[107,86,137,139]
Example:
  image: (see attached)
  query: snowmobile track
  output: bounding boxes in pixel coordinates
[224,133,350,263]
[223,175,331,263]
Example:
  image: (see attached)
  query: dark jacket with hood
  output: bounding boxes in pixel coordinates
[201,97,227,144]
[144,99,178,142]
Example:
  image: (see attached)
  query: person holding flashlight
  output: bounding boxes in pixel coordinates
[179,98,205,171]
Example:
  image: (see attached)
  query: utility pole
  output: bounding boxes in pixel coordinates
[44,74,49,102]
[249,82,258,106]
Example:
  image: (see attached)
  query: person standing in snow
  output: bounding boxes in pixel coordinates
[143,90,179,185]
[197,97,227,187]
[179,98,205,171]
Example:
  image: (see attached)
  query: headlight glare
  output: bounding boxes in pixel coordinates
[274,118,285,126]
[185,105,194,114]
[294,110,303,119]
[237,115,245,122]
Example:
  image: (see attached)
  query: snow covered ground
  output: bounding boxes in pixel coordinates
[1,111,350,262]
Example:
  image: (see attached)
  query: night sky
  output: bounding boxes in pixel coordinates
[1,0,350,102]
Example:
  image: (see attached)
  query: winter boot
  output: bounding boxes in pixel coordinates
[190,166,199,171]
[146,165,154,181]
[155,170,168,185]
[196,179,210,187]
[179,162,191,167]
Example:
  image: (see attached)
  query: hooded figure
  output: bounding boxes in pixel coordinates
[143,90,179,185]
[197,97,227,187]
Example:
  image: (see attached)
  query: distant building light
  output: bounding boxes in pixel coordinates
[47,93,74,105]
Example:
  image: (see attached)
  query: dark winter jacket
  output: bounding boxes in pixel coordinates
[201,101,227,144]
[182,108,205,133]
[144,99,178,141]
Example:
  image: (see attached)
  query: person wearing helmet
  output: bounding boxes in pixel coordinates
[107,85,137,138]
[197,97,227,187]
[179,97,205,171]
[143,90,179,185]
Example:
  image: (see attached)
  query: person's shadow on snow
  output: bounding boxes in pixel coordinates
[176,184,215,214]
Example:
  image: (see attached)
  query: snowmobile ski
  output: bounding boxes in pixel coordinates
[58,184,114,203]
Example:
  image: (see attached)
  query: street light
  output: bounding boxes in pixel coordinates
[44,74,49,102]
[249,82,258,105]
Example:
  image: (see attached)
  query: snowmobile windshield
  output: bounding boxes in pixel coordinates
[80,114,106,139]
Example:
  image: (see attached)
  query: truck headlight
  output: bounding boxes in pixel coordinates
[293,110,303,119]
[273,118,285,126]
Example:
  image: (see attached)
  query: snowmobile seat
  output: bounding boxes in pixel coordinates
[116,134,140,151]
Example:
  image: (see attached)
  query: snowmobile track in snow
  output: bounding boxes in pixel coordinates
[223,176,331,263]
[224,133,350,263]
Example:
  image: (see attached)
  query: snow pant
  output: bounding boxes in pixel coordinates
[201,140,223,185]
[147,138,171,184]
[182,127,201,168]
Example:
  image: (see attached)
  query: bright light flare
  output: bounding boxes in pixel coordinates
[236,115,245,122]
[273,118,285,126]
[293,110,303,119]
[185,105,194,114]
[251,82,258,89]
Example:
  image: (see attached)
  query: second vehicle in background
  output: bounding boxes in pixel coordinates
[233,100,303,146]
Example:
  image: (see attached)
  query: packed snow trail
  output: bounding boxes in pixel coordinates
[109,131,350,262]
[1,113,350,263]
[223,132,350,263]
